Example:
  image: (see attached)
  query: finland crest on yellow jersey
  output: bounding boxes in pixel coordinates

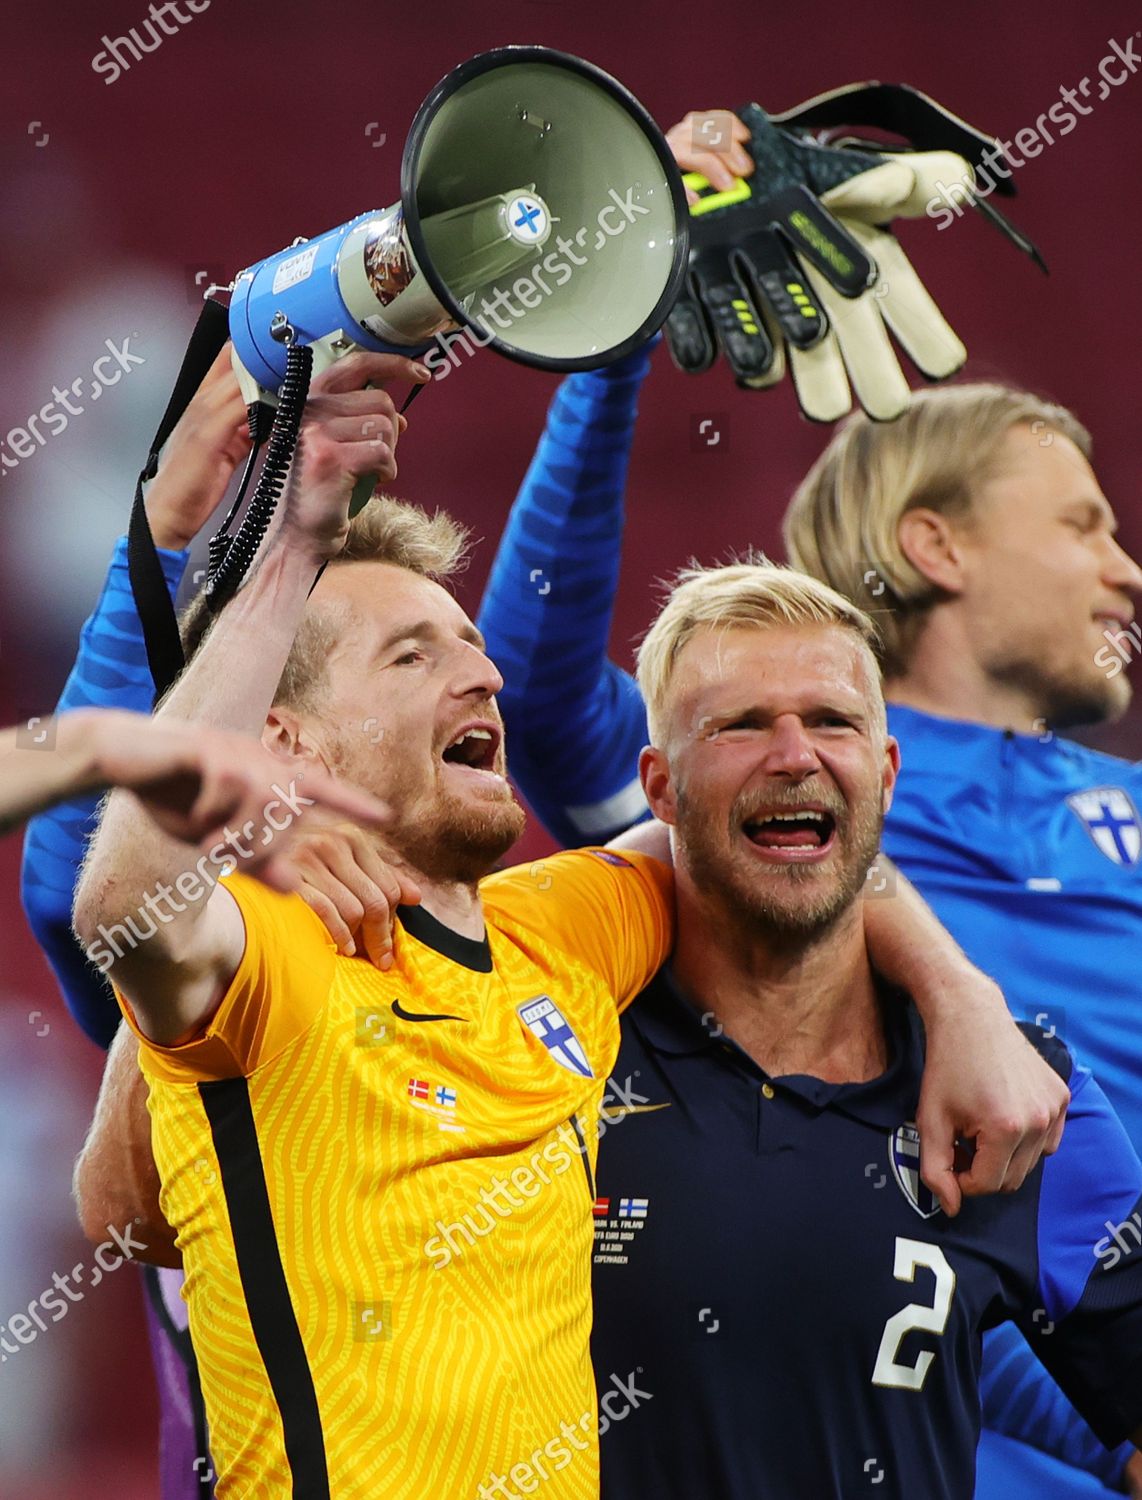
[518,994,595,1077]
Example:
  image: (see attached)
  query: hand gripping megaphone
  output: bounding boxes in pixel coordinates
[196,45,687,608]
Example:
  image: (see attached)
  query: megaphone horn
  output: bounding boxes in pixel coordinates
[200,46,686,607]
[229,45,689,401]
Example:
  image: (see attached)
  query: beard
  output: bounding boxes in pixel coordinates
[329,728,525,884]
[987,640,1133,731]
[674,779,885,942]
[395,778,526,884]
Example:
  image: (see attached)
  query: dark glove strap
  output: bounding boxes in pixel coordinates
[771,84,1046,270]
[127,299,230,703]
[772,81,1017,194]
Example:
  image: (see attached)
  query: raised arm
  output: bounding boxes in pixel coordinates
[5,709,371,843]
[476,351,654,846]
[72,352,419,1045]
[20,345,249,1047]
[472,109,791,849]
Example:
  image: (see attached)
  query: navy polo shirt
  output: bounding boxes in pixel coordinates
[590,967,1142,1500]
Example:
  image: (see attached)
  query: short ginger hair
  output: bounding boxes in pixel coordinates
[178,497,470,711]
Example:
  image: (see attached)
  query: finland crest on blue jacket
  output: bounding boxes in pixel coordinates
[518,995,594,1077]
[890,1122,941,1218]
[1066,786,1142,866]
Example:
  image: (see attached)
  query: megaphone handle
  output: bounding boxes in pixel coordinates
[349,472,378,517]
[348,378,429,517]
[399,381,427,415]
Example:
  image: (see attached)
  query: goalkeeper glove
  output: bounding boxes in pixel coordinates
[665,85,1042,422]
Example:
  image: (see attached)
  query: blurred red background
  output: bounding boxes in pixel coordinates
[1,0,1139,1492]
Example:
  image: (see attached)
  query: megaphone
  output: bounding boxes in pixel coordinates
[229,45,688,403]
[194,45,687,609]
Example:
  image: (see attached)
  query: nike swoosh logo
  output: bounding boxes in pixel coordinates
[605,1104,672,1117]
[391,999,468,1024]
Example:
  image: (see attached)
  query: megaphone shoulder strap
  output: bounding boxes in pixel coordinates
[127,299,229,702]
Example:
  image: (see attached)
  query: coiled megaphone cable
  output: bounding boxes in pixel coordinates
[203,332,313,614]
[209,399,274,551]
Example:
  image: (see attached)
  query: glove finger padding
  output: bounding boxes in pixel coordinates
[734,225,828,352]
[841,217,966,380]
[822,150,976,223]
[664,283,719,376]
[797,257,913,421]
[785,328,854,423]
[735,297,788,392]
[687,244,778,384]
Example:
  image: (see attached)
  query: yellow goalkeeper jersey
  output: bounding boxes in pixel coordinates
[118,848,673,1499]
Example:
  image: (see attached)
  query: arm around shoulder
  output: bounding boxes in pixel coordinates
[74,1023,181,1269]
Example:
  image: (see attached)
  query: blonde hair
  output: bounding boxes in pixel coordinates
[782,383,1091,676]
[636,554,881,744]
[180,496,470,711]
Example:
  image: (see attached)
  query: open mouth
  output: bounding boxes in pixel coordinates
[1095,612,1135,636]
[741,808,837,859]
[441,724,501,774]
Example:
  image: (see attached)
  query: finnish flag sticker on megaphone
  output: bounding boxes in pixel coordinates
[507,195,549,245]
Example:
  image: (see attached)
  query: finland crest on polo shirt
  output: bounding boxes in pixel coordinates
[517,995,594,1077]
[889,1122,941,1219]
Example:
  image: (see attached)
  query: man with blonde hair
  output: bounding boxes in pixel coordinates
[782,382,1139,720]
[588,556,1142,1500]
[478,359,1142,1495]
[784,383,1142,1498]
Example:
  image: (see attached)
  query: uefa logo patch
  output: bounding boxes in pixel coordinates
[1066,786,1142,867]
[517,995,593,1078]
[889,1123,941,1219]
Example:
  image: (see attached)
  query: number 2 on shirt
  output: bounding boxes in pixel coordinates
[871,1238,957,1391]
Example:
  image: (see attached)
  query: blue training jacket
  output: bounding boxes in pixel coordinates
[20,536,190,1049]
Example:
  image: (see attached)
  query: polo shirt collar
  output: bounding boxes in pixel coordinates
[629,963,924,1126]
[627,966,721,1056]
